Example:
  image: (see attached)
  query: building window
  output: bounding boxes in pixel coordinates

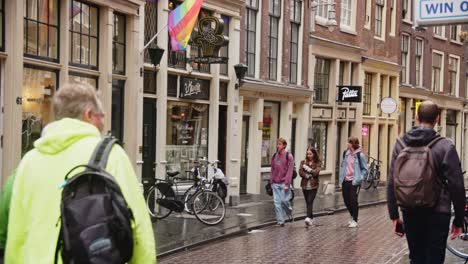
[113,13,126,74]
[69,0,99,69]
[166,101,209,173]
[434,26,445,38]
[316,0,329,20]
[446,110,457,145]
[400,35,409,84]
[402,0,410,21]
[144,70,156,94]
[375,0,384,38]
[389,0,396,35]
[338,61,345,86]
[246,0,259,77]
[167,74,178,97]
[309,122,327,169]
[398,97,407,135]
[0,0,4,51]
[69,73,98,89]
[261,101,280,167]
[448,56,459,96]
[363,73,372,115]
[432,52,443,92]
[144,0,157,63]
[290,0,301,84]
[451,25,460,42]
[314,58,330,104]
[111,80,125,144]
[379,75,384,116]
[415,39,423,87]
[268,0,280,80]
[168,1,186,69]
[22,66,57,156]
[341,0,352,28]
[220,15,230,75]
[219,82,228,102]
[24,0,59,60]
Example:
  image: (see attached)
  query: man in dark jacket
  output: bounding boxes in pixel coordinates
[387,100,465,264]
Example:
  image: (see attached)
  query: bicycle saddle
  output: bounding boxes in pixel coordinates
[167,171,180,177]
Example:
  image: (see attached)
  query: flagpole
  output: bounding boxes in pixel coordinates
[142,24,168,52]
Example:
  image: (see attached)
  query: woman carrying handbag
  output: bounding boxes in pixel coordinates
[299,147,321,227]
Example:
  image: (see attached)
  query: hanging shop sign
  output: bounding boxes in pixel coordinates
[414,0,468,27]
[190,16,229,64]
[179,77,210,100]
[380,97,397,114]
[337,86,362,103]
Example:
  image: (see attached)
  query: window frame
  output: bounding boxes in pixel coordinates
[314,57,331,104]
[431,51,444,92]
[448,55,460,97]
[340,0,355,31]
[111,79,125,145]
[289,0,301,84]
[374,0,384,39]
[69,0,100,70]
[69,71,99,89]
[24,0,60,62]
[267,0,281,81]
[363,73,372,116]
[309,121,328,169]
[315,0,329,25]
[402,0,412,23]
[400,34,410,85]
[245,0,259,77]
[144,0,158,63]
[415,38,423,87]
[433,26,446,40]
[0,0,5,52]
[112,12,126,75]
[261,101,280,167]
[219,15,230,76]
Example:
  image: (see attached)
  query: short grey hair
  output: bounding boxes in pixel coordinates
[53,83,103,120]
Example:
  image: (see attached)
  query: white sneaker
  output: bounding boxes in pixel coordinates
[305,217,312,227]
[348,220,358,228]
[347,219,353,225]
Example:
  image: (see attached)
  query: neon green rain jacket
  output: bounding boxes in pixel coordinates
[5,118,156,263]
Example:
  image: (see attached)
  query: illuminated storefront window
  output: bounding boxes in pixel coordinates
[261,101,280,166]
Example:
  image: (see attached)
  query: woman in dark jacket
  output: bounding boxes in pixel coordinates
[299,147,321,227]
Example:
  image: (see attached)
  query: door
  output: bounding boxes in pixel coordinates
[218,105,227,173]
[240,116,250,194]
[291,118,297,157]
[142,98,157,197]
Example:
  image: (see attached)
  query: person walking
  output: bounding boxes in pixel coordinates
[270,137,294,227]
[299,147,321,227]
[5,83,156,263]
[339,136,368,228]
[387,100,465,264]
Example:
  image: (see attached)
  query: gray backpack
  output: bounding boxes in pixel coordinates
[393,136,443,209]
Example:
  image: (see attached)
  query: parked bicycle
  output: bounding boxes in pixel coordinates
[362,157,381,190]
[145,161,227,225]
[447,195,468,262]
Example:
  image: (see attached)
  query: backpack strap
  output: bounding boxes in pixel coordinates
[426,135,443,148]
[396,138,407,148]
[88,136,117,171]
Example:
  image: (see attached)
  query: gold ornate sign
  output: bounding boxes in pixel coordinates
[191,16,229,64]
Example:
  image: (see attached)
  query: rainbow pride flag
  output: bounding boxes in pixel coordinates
[168,0,204,51]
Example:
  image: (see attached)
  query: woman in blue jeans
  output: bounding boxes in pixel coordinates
[270,138,294,226]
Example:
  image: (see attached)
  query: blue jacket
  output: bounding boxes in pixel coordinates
[339,150,368,186]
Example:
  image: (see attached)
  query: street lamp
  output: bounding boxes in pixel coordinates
[310,0,337,31]
[234,64,248,89]
[147,46,165,67]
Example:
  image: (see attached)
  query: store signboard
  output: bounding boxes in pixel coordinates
[179,77,210,100]
[190,16,229,64]
[337,86,362,103]
[415,0,468,26]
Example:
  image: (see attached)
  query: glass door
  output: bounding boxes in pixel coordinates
[142,98,157,197]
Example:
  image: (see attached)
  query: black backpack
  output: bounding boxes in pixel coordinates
[56,136,134,264]
[272,151,297,179]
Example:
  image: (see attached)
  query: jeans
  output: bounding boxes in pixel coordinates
[272,183,292,224]
[342,181,359,222]
[402,210,451,264]
[302,189,318,218]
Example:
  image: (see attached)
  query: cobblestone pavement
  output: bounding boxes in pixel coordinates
[158,204,468,264]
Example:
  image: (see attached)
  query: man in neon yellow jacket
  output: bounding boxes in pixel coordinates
[5,83,156,263]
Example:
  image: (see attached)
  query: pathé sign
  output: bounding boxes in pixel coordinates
[415,0,468,26]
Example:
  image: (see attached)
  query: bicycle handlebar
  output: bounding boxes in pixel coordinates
[369,157,383,163]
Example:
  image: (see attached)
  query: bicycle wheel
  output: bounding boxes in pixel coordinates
[183,185,198,215]
[192,191,226,225]
[146,185,172,220]
[362,170,374,190]
[373,170,380,188]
